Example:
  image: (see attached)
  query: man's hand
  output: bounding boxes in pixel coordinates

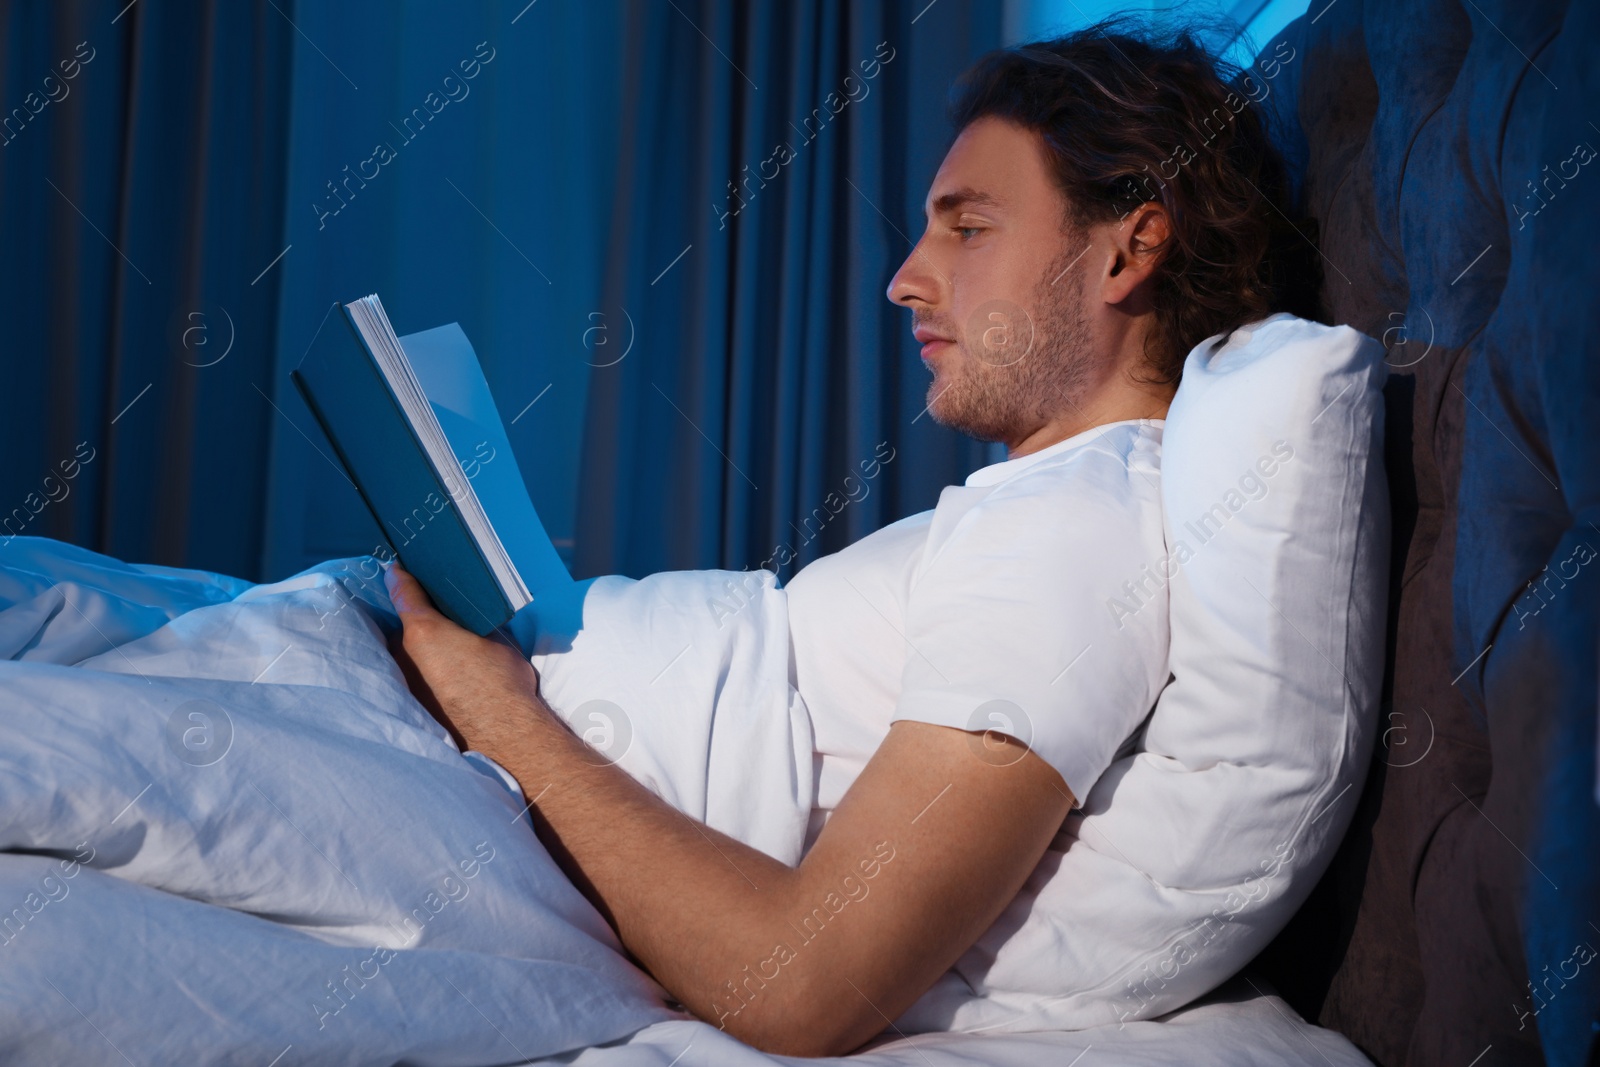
[383,563,542,753]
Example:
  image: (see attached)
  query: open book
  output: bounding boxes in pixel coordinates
[291,294,572,637]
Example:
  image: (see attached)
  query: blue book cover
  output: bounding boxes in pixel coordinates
[290,296,572,638]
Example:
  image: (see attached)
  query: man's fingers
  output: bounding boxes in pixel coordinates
[383,562,439,622]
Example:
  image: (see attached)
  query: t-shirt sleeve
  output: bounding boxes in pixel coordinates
[888,456,1170,806]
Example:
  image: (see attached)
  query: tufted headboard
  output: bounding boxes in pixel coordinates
[1241,2,1600,1064]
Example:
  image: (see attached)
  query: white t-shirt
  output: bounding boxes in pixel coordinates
[785,419,1170,845]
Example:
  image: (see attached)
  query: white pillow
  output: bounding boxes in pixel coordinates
[897,312,1390,1032]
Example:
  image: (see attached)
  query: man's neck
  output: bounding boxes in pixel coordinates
[1004,383,1175,460]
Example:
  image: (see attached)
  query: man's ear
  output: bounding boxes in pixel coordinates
[1101,201,1171,305]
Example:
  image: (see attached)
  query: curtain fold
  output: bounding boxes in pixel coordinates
[0,1,293,580]
[576,0,1006,581]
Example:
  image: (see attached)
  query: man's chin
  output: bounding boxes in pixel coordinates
[924,387,1007,444]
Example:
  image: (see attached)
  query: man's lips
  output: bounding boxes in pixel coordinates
[914,326,955,362]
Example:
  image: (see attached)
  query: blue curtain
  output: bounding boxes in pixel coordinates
[0,1,292,580]
[577,0,1005,579]
[1,0,1004,584]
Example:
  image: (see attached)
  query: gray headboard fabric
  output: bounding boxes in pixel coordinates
[1244,2,1600,1064]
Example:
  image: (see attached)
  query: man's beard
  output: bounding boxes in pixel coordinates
[920,247,1092,443]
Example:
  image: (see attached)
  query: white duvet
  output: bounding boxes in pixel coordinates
[0,537,672,1065]
[0,536,1373,1066]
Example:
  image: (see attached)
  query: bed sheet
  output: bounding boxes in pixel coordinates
[540,973,1375,1066]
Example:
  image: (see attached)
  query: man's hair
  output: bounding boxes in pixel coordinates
[949,15,1321,383]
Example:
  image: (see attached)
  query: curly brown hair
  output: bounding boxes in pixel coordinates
[949,15,1322,383]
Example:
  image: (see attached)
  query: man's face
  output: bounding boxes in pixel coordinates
[887,116,1094,447]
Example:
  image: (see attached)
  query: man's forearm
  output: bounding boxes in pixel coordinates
[383,563,904,1051]
[472,691,809,1034]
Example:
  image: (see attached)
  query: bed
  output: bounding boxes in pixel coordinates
[0,536,1372,1066]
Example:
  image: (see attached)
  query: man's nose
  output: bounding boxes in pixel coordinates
[887,238,941,309]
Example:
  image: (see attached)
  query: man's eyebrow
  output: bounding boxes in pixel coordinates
[927,187,1005,216]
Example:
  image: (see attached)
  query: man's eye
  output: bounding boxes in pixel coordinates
[956,227,983,241]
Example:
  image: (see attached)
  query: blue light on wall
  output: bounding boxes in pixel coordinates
[1004,0,1310,65]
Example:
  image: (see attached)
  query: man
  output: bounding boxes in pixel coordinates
[386,19,1308,1056]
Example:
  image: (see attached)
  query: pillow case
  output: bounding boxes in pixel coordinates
[898,312,1390,1031]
